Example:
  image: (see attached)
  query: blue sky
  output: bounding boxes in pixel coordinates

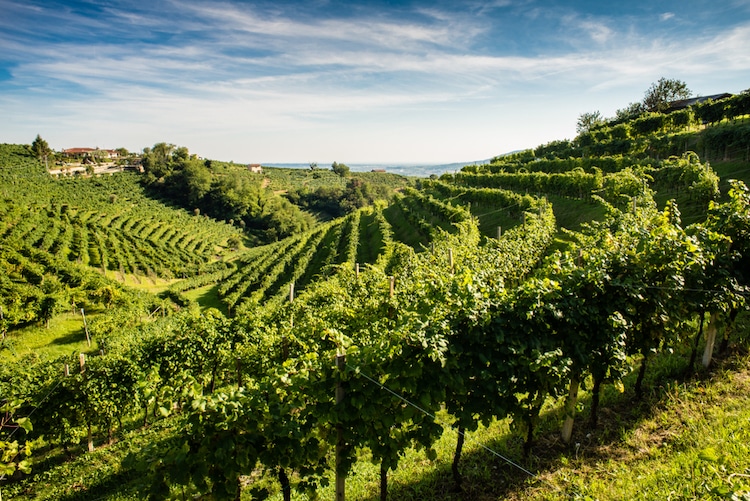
[1,0,749,164]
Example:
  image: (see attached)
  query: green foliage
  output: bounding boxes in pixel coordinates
[30,135,51,164]
[1,400,33,479]
[140,143,314,243]
[576,111,604,134]
[694,98,727,125]
[643,77,691,112]
[331,161,350,177]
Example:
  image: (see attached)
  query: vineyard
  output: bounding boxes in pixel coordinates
[2,90,750,501]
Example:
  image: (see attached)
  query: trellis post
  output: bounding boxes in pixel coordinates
[335,353,346,501]
[81,308,91,347]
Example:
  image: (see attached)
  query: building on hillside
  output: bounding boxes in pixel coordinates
[62,147,95,158]
[62,148,120,160]
[371,169,386,173]
[666,93,733,112]
[247,164,263,173]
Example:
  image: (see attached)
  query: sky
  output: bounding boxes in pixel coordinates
[1,0,749,164]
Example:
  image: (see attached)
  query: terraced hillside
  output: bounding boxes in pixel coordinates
[2,90,750,501]
[0,144,244,331]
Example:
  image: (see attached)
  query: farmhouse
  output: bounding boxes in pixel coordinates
[62,148,120,160]
[247,164,263,173]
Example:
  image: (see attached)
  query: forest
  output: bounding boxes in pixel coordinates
[2,85,750,500]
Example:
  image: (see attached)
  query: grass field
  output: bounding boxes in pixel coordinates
[1,312,98,362]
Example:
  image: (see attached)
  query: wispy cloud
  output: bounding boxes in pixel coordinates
[2,0,750,162]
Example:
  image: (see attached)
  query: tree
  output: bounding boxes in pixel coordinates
[576,111,604,134]
[141,142,176,181]
[181,159,212,205]
[30,135,52,167]
[615,102,646,122]
[331,161,350,177]
[643,78,691,112]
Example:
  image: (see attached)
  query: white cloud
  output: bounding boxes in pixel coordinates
[2,1,750,162]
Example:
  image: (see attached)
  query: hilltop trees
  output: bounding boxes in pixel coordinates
[30,135,52,166]
[614,102,646,122]
[141,142,178,181]
[139,142,312,242]
[586,78,691,128]
[643,77,691,112]
[576,111,604,134]
[332,161,350,177]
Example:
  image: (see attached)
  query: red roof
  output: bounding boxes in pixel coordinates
[63,148,96,154]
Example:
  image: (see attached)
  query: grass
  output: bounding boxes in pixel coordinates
[382,203,430,251]
[4,319,749,501]
[183,284,226,313]
[0,418,177,501]
[6,328,749,501]
[251,340,750,500]
[0,312,97,363]
[101,269,174,294]
[545,194,608,232]
[711,159,750,196]
[514,356,750,500]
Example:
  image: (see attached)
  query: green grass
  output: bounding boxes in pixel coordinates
[382,203,430,250]
[545,194,609,232]
[236,340,750,500]
[1,312,97,363]
[182,284,226,313]
[512,355,750,500]
[107,270,174,294]
[0,418,177,501]
[471,202,525,239]
[712,159,750,196]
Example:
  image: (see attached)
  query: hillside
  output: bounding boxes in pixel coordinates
[1,90,750,500]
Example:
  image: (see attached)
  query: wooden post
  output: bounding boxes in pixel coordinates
[289,282,295,303]
[522,213,527,229]
[81,308,91,347]
[577,249,583,267]
[496,226,502,240]
[335,353,346,501]
[449,248,454,275]
[355,263,360,279]
[64,364,69,377]
[561,374,579,443]
[389,276,395,298]
[79,353,86,373]
[702,312,719,368]
[236,358,243,389]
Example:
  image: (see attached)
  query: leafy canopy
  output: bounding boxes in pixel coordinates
[643,77,691,112]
